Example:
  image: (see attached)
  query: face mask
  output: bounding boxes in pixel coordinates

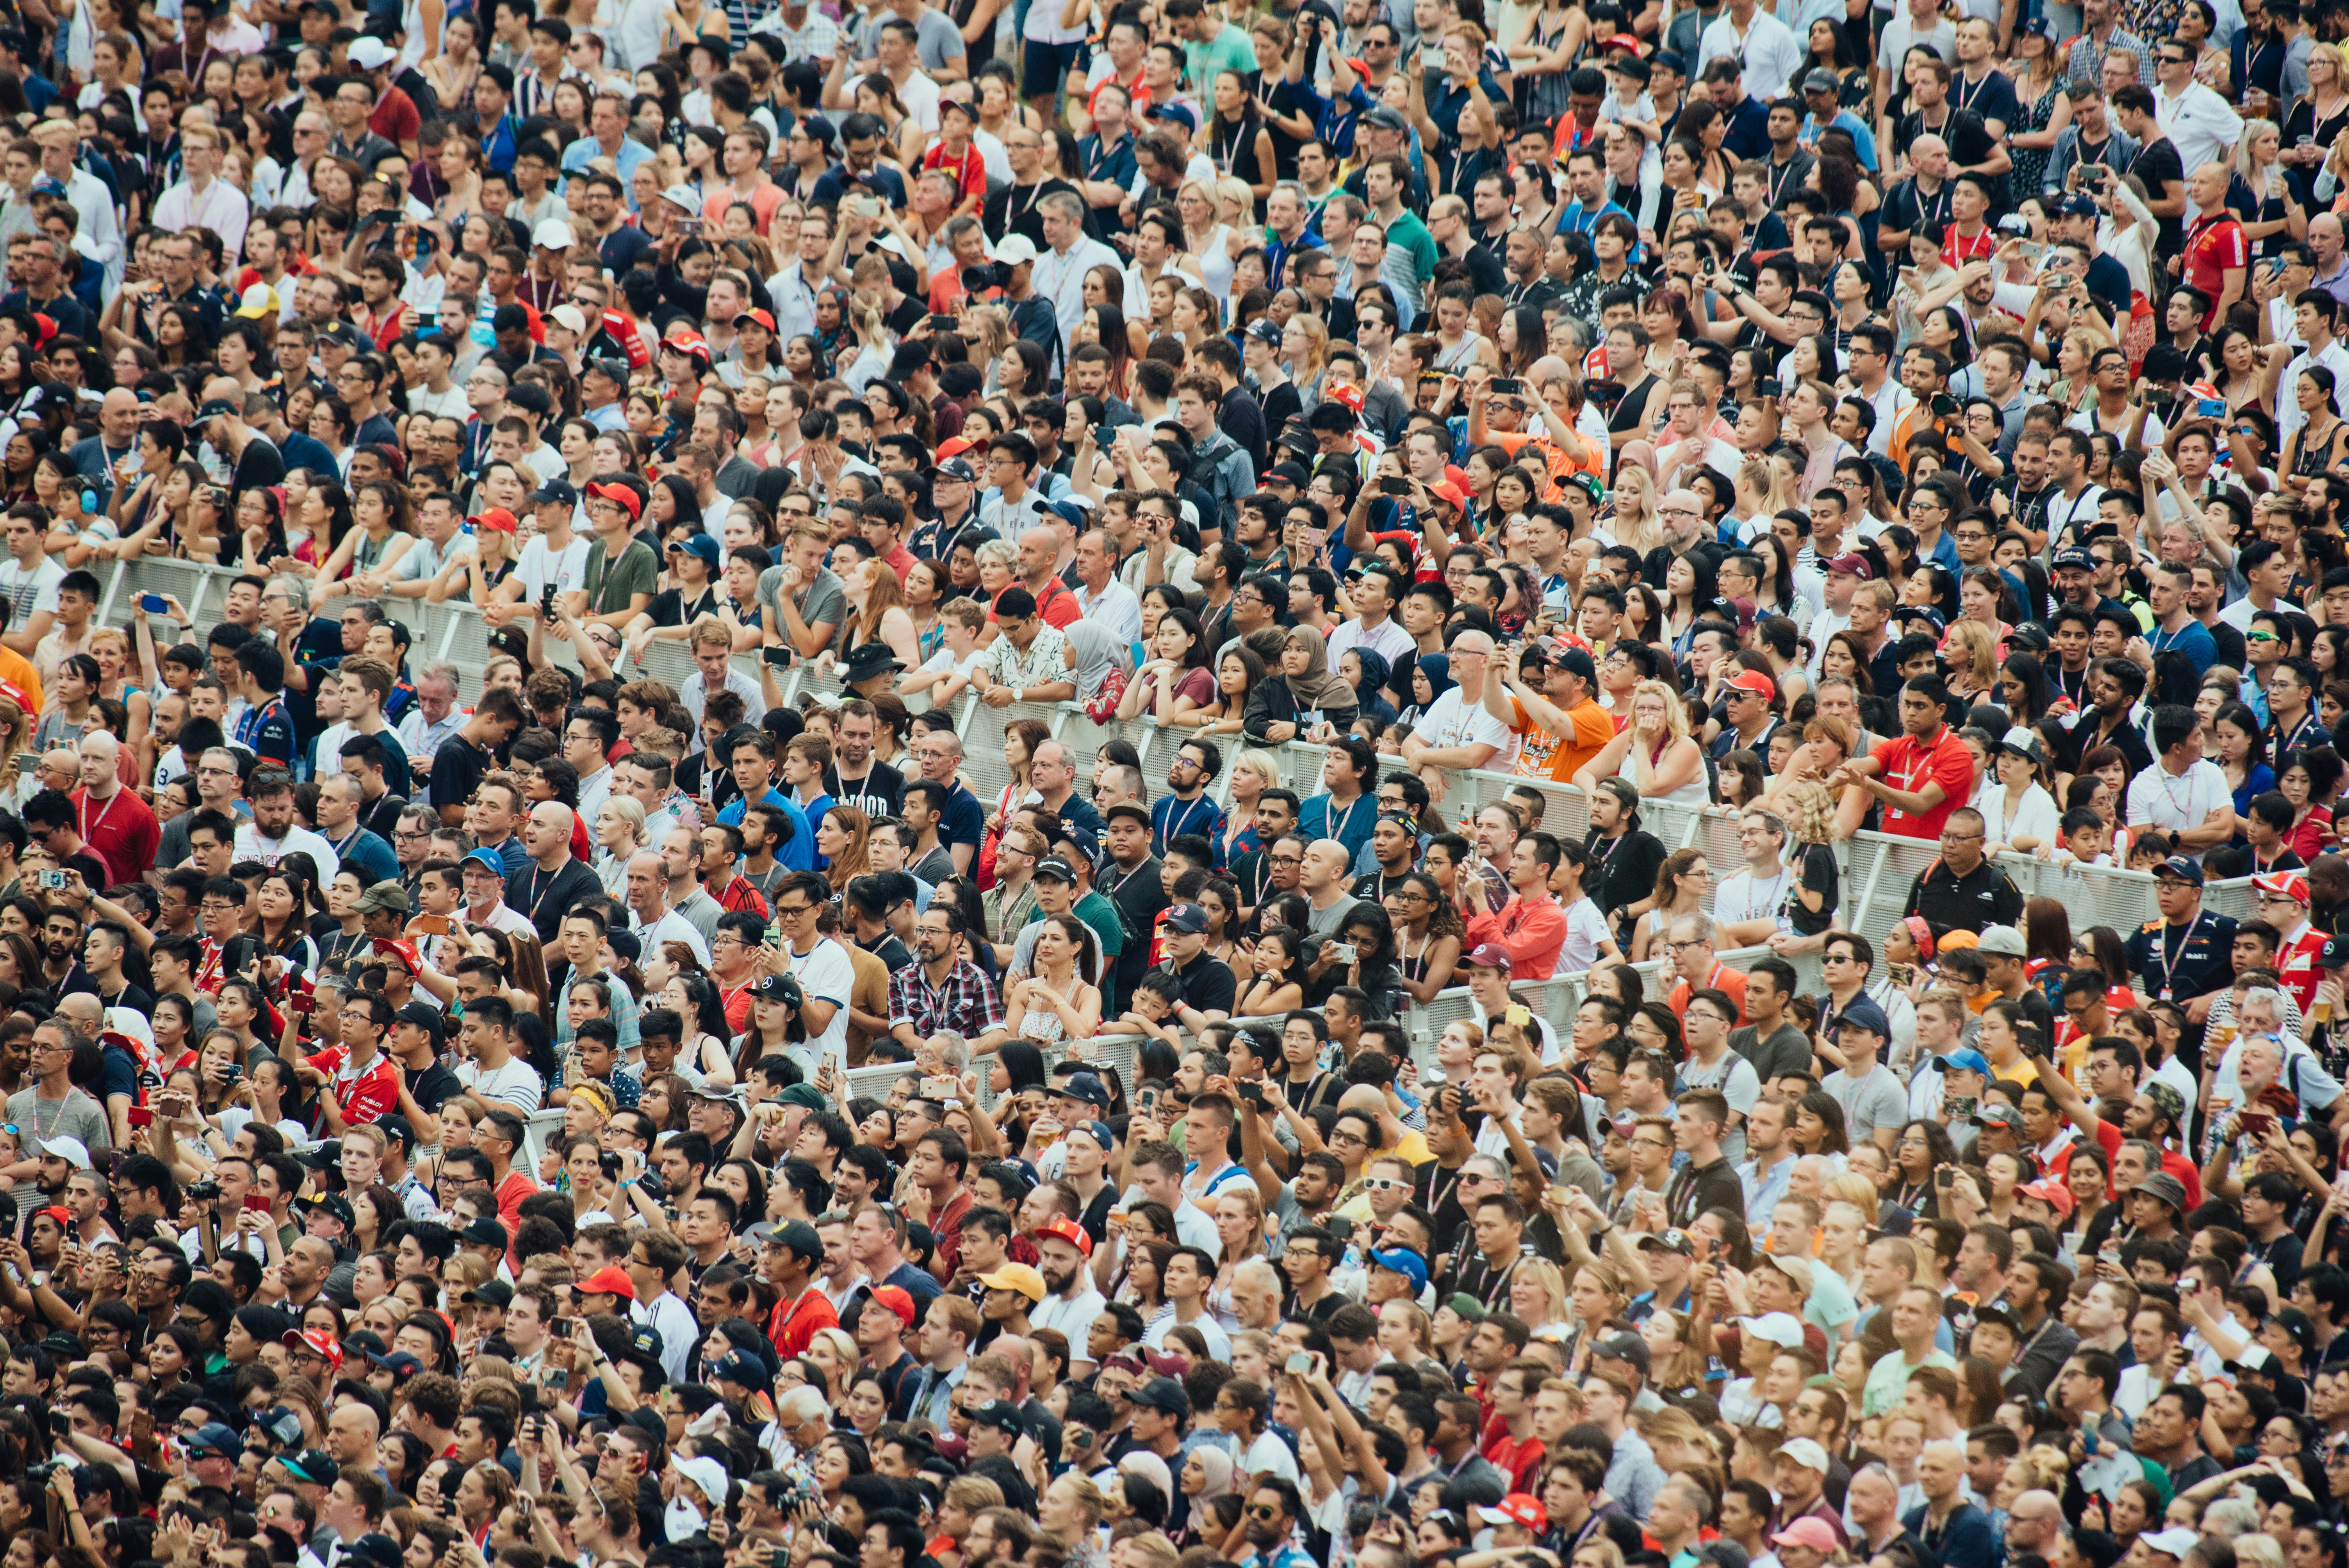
[665,1496,706,1540]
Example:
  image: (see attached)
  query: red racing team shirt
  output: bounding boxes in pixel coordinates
[2187,213,2249,330]
[302,1043,402,1126]
[1870,725,1977,842]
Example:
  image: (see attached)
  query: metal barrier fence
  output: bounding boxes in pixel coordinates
[93,556,2221,1051]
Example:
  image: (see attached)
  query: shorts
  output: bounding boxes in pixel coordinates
[1023,38,1082,100]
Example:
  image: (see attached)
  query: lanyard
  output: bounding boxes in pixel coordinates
[1326,793,1364,845]
[2150,911,2205,998]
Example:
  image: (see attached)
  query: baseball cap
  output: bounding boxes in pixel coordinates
[1466,942,1514,971]
[2054,546,2097,571]
[1823,552,1872,578]
[1370,1247,1429,1290]
[1738,1312,1805,1349]
[42,1135,90,1170]
[1477,1495,1548,1532]
[2155,856,2205,886]
[1801,67,1839,92]
[1934,1048,1992,1077]
[1834,997,1892,1039]
[1164,902,1209,934]
[1975,924,2026,957]
[1037,1216,1093,1256]
[868,1285,917,1327]
[1725,668,1776,700]
[978,1264,1047,1301]
[2258,871,2313,905]
[1777,1437,1832,1474]
[2143,1531,2203,1559]
[1131,1376,1191,1418]
[352,880,410,914]
[580,1265,637,1300]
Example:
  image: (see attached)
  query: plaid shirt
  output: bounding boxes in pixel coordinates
[886,957,1005,1042]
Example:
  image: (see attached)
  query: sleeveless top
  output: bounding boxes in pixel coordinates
[1616,737,1710,806]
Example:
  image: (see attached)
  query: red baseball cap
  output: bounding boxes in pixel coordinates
[470,507,518,534]
[1037,1216,1093,1257]
[586,480,645,520]
[580,1264,638,1301]
[870,1285,917,1327]
[1479,1495,1548,1532]
[2258,871,2312,906]
[282,1328,345,1371]
[1725,668,1777,701]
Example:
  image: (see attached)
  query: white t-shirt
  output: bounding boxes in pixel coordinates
[1143,1309,1233,1360]
[455,1055,545,1113]
[233,823,341,883]
[2123,757,2233,836]
[0,555,63,631]
[515,533,593,608]
[1411,688,1520,772]
[785,936,856,1074]
[910,645,987,713]
[1559,896,1612,974]
[1713,863,1798,929]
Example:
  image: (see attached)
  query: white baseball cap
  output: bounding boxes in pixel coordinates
[42,1135,90,1171]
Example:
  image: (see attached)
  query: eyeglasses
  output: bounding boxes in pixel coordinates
[1246,1506,1283,1520]
[1940,830,1984,843]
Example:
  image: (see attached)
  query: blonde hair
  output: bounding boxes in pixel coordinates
[1942,619,1996,681]
[1232,748,1285,795]
[1608,463,1664,552]
[1631,677,1692,743]
[1214,175,1255,225]
[1510,1255,1572,1328]
[1775,778,1834,844]
[2237,118,2282,181]
[1284,313,1328,380]
[597,793,647,847]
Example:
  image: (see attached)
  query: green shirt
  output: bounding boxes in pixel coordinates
[1027,889,1126,962]
[1183,22,1256,95]
[1384,210,1440,287]
[583,536,658,617]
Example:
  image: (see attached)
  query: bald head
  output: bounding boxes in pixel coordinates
[55,994,100,1031]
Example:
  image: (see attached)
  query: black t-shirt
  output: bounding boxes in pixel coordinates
[1792,843,1839,936]
[1893,106,1997,175]
[407,1059,463,1115]
[233,435,287,491]
[1164,953,1237,1017]
[505,856,606,943]
[984,177,1082,251]
[428,733,492,815]
[825,760,905,819]
[645,585,721,629]
[2132,136,2189,255]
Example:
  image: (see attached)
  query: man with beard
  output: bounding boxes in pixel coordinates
[825,700,905,818]
[1232,1481,1312,1568]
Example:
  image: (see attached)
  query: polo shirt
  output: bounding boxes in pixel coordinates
[2185,212,2249,329]
[1162,953,1237,1017]
[1902,857,2024,939]
[1868,725,1976,840]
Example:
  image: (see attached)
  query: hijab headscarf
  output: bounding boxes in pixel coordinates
[1064,620,1132,702]
[1351,647,1399,724]
[1283,622,1357,716]
[1405,653,1455,713]
[1187,1443,1235,1501]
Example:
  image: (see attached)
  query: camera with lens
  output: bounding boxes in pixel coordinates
[187,1181,221,1203]
[599,1152,621,1178]
[26,1461,59,1483]
[635,1169,666,1203]
[961,263,1012,294]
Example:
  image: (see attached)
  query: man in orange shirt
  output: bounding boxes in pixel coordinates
[762,1219,842,1358]
[1466,837,1568,980]
[1487,643,1615,783]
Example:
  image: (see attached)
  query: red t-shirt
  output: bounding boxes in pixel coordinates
[769,1286,841,1359]
[368,87,422,150]
[74,785,160,886]
[1869,726,1977,841]
[304,1043,402,1126]
[2187,214,2249,329]
[2091,1116,2203,1208]
[1941,223,1997,268]
[921,140,989,206]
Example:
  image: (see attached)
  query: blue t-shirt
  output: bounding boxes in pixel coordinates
[939,781,985,855]
[719,786,814,871]
[330,827,402,887]
[2149,617,2218,679]
[1299,791,1377,866]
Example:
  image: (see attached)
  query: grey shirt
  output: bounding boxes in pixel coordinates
[1306,896,1361,938]
[855,7,964,71]
[760,565,847,648]
[7,1085,111,1158]
[1823,1062,1909,1146]
[673,887,724,946]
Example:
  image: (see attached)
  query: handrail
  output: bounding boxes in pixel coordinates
[90,556,2225,1000]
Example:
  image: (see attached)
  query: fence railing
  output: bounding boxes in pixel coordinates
[94,556,2222,1052]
